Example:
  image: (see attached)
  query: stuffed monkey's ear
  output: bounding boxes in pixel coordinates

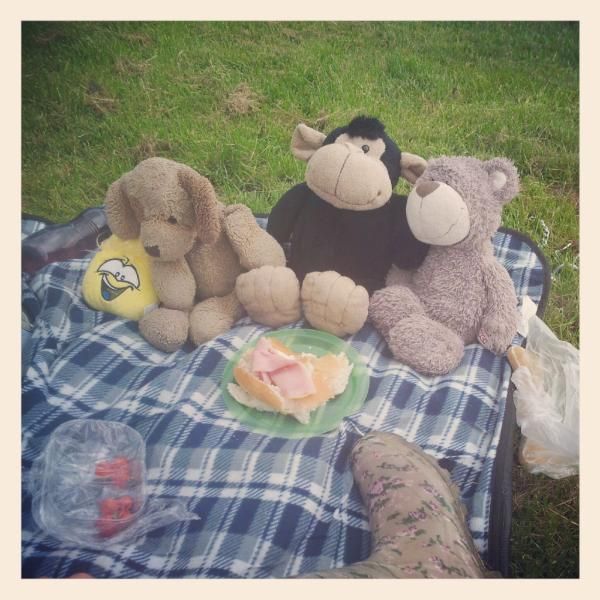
[178,167,222,245]
[484,158,520,205]
[400,152,428,185]
[105,178,140,240]
[291,123,327,161]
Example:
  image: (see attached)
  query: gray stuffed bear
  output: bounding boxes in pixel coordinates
[105,157,291,352]
[369,156,520,376]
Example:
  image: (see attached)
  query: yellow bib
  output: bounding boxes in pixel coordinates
[82,236,158,321]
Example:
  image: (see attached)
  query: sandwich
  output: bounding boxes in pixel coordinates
[227,336,353,424]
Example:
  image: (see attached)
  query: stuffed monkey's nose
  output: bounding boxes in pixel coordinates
[416,180,440,198]
[144,245,160,257]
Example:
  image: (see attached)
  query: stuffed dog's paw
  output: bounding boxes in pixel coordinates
[139,307,189,352]
[189,293,244,345]
[223,204,286,270]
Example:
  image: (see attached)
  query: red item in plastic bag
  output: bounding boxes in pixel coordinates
[96,496,135,538]
[95,456,131,488]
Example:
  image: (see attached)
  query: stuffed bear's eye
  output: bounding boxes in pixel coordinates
[167,216,177,225]
[361,144,370,153]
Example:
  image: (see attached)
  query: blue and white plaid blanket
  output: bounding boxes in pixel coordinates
[21,216,547,578]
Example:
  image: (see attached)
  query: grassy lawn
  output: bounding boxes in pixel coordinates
[21,21,579,577]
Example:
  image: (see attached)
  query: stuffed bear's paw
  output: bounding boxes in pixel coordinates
[387,315,464,376]
[189,294,244,345]
[369,285,425,338]
[301,271,369,337]
[139,307,189,353]
[477,319,515,355]
[235,265,301,327]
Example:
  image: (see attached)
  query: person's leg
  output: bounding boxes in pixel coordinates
[300,431,488,578]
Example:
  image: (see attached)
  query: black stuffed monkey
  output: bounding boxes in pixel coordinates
[235,116,429,337]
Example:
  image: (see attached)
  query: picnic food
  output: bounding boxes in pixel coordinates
[227,336,353,424]
[28,419,198,548]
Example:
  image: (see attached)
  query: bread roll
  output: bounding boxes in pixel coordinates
[227,337,352,424]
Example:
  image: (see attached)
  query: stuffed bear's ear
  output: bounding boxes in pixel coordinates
[400,152,428,184]
[105,178,140,240]
[178,167,222,245]
[291,123,327,161]
[484,158,520,205]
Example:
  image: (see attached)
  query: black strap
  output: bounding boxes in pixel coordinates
[486,226,551,577]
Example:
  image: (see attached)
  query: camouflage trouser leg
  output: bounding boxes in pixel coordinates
[301,432,488,579]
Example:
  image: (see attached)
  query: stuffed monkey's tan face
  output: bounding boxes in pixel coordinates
[291,123,428,211]
[305,134,392,211]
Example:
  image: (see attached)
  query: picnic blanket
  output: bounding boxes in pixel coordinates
[21,214,548,578]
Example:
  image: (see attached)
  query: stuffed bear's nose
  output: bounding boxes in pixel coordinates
[144,245,160,257]
[416,180,440,198]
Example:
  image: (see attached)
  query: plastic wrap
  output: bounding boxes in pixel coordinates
[508,315,579,479]
[27,419,198,548]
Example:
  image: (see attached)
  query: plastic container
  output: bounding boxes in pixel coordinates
[22,207,110,274]
[28,419,198,548]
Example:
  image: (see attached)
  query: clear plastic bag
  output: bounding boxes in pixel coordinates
[509,315,579,479]
[27,419,199,548]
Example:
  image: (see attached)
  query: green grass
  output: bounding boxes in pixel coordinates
[21,21,579,578]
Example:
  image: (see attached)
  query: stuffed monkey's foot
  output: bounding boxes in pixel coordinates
[235,265,301,327]
[189,292,244,345]
[139,308,189,352]
[388,315,464,376]
[301,271,369,337]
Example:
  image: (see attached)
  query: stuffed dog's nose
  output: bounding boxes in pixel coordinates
[416,180,440,198]
[144,245,160,257]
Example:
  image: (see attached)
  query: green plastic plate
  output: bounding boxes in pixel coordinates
[221,329,369,439]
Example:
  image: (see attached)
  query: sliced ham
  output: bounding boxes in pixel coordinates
[251,337,297,372]
[249,337,316,399]
[269,362,316,399]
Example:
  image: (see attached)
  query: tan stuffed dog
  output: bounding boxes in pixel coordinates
[105,157,292,352]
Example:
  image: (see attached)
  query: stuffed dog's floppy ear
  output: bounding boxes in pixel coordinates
[400,152,428,185]
[484,157,520,205]
[105,178,140,240]
[291,123,327,161]
[178,167,222,245]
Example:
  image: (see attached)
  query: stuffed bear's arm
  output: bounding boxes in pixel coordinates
[478,258,519,354]
[223,204,286,270]
[151,258,196,311]
[390,194,429,270]
[265,183,306,245]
